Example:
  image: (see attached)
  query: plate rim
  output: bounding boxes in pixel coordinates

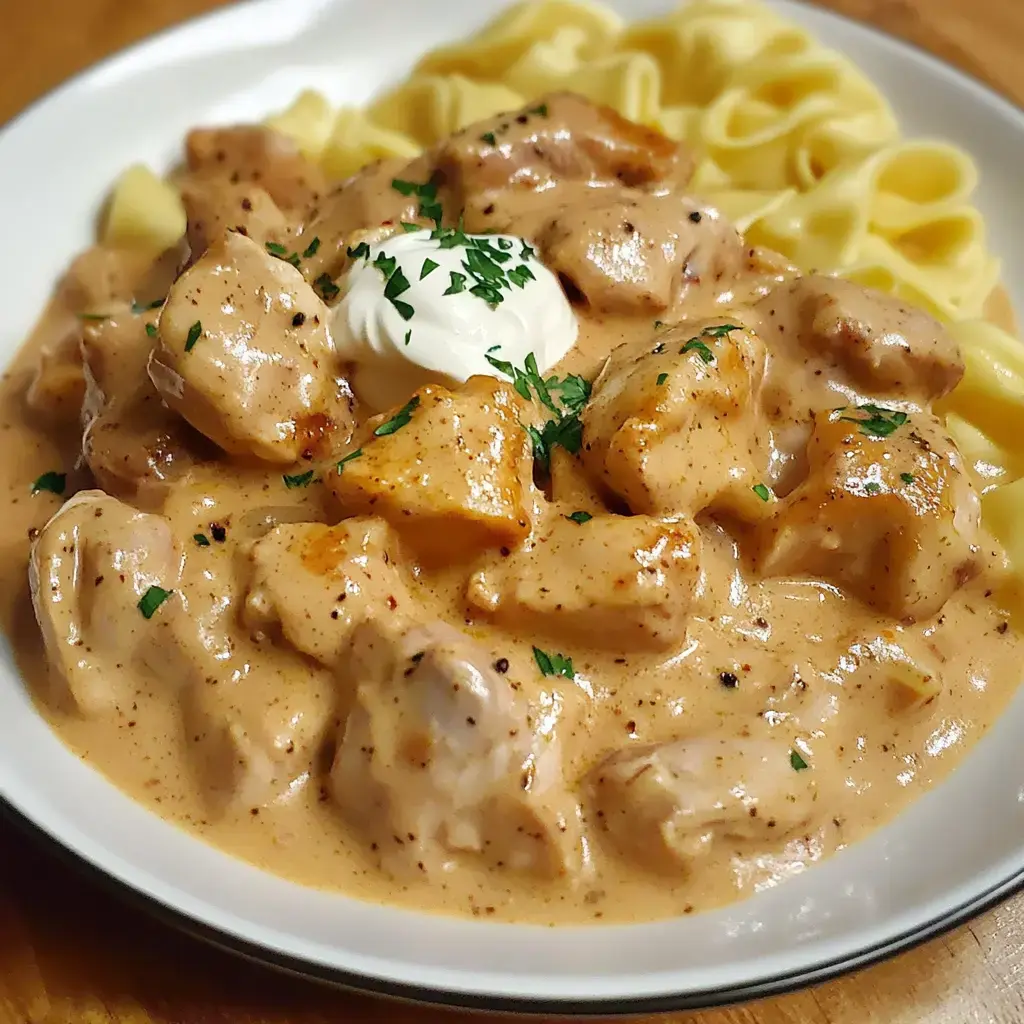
[2,0,1024,1014]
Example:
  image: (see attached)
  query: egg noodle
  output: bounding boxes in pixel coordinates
[100,0,1024,596]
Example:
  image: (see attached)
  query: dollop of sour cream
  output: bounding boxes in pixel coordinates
[332,228,578,411]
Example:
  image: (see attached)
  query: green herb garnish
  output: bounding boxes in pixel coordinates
[374,396,420,437]
[283,470,315,488]
[404,329,412,346]
[400,222,421,233]
[131,298,164,314]
[78,313,110,321]
[336,448,363,472]
[31,471,65,496]
[347,242,370,260]
[752,483,772,502]
[900,472,915,484]
[193,533,210,547]
[184,321,202,353]
[863,481,881,495]
[702,323,742,338]
[145,323,158,337]
[656,372,669,386]
[565,511,592,525]
[790,749,809,772]
[527,103,548,116]
[681,338,714,363]
[533,646,574,678]
[838,404,909,438]
[265,241,288,257]
[420,258,439,280]
[138,585,173,620]
[480,132,497,146]
[314,273,340,302]
[391,177,443,228]
[301,237,321,258]
[444,271,467,295]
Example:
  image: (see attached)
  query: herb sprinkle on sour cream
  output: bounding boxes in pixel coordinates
[331,224,578,411]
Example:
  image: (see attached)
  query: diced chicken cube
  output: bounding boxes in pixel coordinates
[532,191,746,315]
[26,324,86,424]
[180,178,292,265]
[330,377,534,562]
[185,126,327,211]
[588,737,825,874]
[468,510,701,652]
[331,619,584,879]
[440,92,694,220]
[581,320,769,516]
[243,517,411,668]
[29,491,181,716]
[754,408,981,620]
[757,275,964,403]
[150,230,353,464]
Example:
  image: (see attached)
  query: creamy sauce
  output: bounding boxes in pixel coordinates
[4,93,1022,926]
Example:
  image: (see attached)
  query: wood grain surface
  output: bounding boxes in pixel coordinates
[3,2,1024,1022]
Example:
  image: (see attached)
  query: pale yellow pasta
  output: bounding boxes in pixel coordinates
[264,89,335,160]
[320,108,420,181]
[981,479,1024,618]
[102,164,186,255]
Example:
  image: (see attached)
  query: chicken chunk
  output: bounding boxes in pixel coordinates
[531,191,745,315]
[754,407,981,620]
[331,619,583,879]
[185,126,327,211]
[441,92,694,227]
[28,491,181,716]
[758,275,964,403]
[588,736,825,874]
[81,312,212,506]
[26,324,86,425]
[581,320,769,517]
[330,377,534,562]
[150,230,353,464]
[243,517,412,668]
[469,510,702,652]
[180,177,291,266]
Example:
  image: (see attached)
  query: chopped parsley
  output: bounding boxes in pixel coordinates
[193,533,211,547]
[565,511,592,525]
[31,471,66,496]
[752,483,773,502]
[533,646,574,678]
[265,241,288,257]
[391,177,443,228]
[283,469,315,488]
[837,404,908,438]
[131,298,164,314]
[863,481,881,495]
[374,396,420,437]
[314,273,340,302]
[900,472,915,484]
[78,313,110,321]
[184,321,202,353]
[138,585,173,620]
[701,323,742,338]
[404,329,412,346]
[420,258,439,280]
[656,372,669,386]
[301,236,321,258]
[336,448,363,472]
[480,131,497,146]
[527,103,548,116]
[347,242,371,260]
[145,322,158,337]
[675,324,741,365]
[444,271,467,295]
[400,222,421,233]
[507,264,535,288]
[790,749,809,772]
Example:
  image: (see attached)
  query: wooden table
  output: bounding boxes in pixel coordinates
[4,1,1024,1021]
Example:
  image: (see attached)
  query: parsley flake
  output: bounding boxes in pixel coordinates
[480,131,497,146]
[656,372,669,386]
[301,237,321,258]
[400,222,420,233]
[145,323,158,337]
[138,585,173,620]
[444,271,467,295]
[404,329,412,346]
[565,511,592,525]
[863,481,881,495]
[131,298,165,314]
[283,470,315,489]
[78,313,110,321]
[838,404,909,438]
[527,103,549,116]
[314,274,340,302]
[681,338,714,363]
[420,258,439,280]
[533,646,574,678]
[900,472,915,484]
[391,177,443,228]
[336,448,363,472]
[347,242,370,260]
[790,749,809,772]
[193,533,211,547]
[702,323,741,338]
[265,241,288,257]
[752,483,773,502]
[31,471,65,496]
[374,395,420,437]
[507,264,536,288]
[184,321,202,353]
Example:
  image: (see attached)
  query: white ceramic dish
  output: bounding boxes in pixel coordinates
[2,0,1023,1013]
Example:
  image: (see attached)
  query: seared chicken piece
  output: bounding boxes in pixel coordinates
[243,517,412,668]
[59,246,154,313]
[81,312,211,506]
[330,377,534,562]
[26,324,86,424]
[180,178,291,265]
[331,619,584,879]
[299,157,423,284]
[185,126,327,211]
[469,510,702,652]
[589,736,824,874]
[29,491,181,716]
[757,276,964,403]
[528,191,745,315]
[581,320,769,517]
[443,92,694,228]
[150,231,353,464]
[755,407,981,620]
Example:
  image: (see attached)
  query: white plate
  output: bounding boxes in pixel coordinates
[2,0,1024,1014]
